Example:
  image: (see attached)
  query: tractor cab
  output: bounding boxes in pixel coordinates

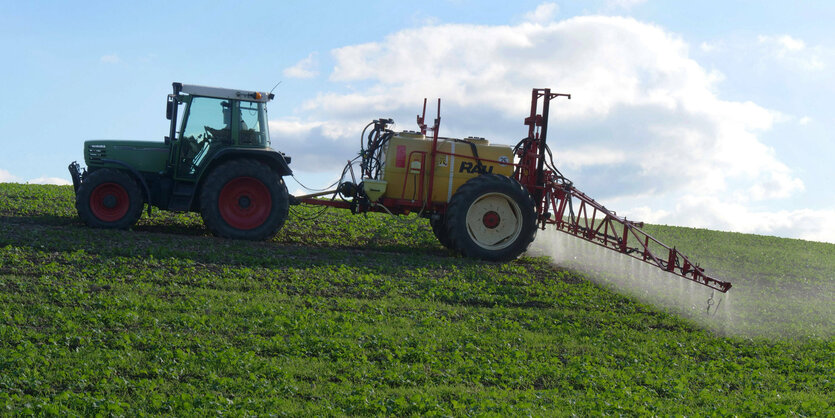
[166,83,274,178]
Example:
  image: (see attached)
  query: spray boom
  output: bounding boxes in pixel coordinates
[515,89,731,293]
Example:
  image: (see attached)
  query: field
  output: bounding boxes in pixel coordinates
[1,183,833,415]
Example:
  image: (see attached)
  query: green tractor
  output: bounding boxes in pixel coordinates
[69,82,292,240]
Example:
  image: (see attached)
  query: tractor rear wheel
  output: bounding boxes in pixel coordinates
[446,174,536,262]
[430,216,456,251]
[199,159,288,240]
[76,168,144,229]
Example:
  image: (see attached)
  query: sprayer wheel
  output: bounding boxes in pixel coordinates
[446,174,536,262]
[199,159,288,240]
[76,168,144,229]
[430,216,456,251]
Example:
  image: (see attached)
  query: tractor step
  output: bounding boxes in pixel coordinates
[168,181,196,211]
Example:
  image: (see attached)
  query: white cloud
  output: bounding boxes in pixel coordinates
[269,14,824,241]
[411,12,440,27]
[28,177,72,186]
[699,41,719,53]
[523,3,559,24]
[606,0,648,10]
[759,34,805,52]
[758,34,825,71]
[0,169,22,183]
[556,147,627,170]
[622,205,670,224]
[269,119,363,171]
[283,52,320,79]
[667,196,835,243]
[0,170,71,185]
[746,170,804,201]
[100,54,120,64]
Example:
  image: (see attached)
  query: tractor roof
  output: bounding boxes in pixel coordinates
[176,83,272,103]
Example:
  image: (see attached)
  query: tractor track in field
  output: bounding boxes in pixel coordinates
[0,214,578,288]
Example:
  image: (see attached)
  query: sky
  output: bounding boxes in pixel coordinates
[1,0,833,243]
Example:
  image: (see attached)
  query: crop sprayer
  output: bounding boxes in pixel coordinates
[69,83,732,293]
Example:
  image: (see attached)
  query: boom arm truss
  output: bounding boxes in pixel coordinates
[516,88,732,293]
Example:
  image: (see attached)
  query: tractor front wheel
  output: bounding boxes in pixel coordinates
[76,168,144,229]
[199,159,288,240]
[446,174,536,262]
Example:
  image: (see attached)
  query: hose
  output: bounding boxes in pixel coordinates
[453,138,483,168]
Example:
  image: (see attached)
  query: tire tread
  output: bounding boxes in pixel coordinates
[199,159,288,240]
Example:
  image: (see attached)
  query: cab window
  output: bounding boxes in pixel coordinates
[183,97,230,143]
[178,97,230,176]
[238,100,268,146]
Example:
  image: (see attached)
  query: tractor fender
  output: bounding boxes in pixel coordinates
[202,148,293,178]
[96,158,153,216]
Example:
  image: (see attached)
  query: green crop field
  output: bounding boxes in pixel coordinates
[1,183,833,416]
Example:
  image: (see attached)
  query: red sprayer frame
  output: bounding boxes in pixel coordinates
[516,89,731,293]
[297,88,731,293]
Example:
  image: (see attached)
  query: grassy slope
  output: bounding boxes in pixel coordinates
[0,183,832,415]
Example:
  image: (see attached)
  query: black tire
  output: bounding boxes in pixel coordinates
[446,174,536,262]
[75,168,144,229]
[430,215,456,251]
[199,159,288,240]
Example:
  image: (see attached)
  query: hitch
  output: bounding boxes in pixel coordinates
[68,161,84,193]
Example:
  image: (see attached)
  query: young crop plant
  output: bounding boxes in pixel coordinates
[0,183,832,415]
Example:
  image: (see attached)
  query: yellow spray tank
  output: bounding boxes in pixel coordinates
[376,131,514,204]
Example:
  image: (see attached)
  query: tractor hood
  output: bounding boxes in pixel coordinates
[84,140,170,174]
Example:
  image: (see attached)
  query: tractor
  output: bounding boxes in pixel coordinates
[70,83,731,293]
[69,83,292,240]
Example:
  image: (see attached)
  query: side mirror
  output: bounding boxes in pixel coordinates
[166,98,174,120]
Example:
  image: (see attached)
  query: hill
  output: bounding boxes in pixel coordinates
[1,183,832,415]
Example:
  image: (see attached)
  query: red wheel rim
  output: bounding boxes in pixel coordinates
[482,211,500,229]
[218,177,272,230]
[90,182,130,222]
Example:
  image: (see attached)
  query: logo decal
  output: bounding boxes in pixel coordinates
[458,161,494,174]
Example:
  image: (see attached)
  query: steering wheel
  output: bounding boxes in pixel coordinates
[203,126,215,143]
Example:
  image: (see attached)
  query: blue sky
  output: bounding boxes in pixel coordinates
[2,0,833,242]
